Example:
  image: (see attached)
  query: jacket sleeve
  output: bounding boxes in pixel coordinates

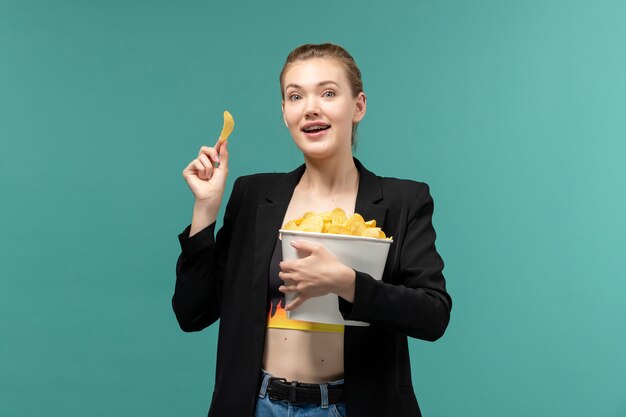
[172,177,243,332]
[339,183,452,341]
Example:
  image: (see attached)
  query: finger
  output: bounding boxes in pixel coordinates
[213,138,223,153]
[199,146,220,166]
[289,240,318,255]
[198,152,214,170]
[285,295,307,311]
[279,260,295,272]
[192,160,205,180]
[278,271,295,284]
[186,159,208,180]
[278,284,297,294]
[217,139,229,170]
[279,259,307,274]
[198,145,215,156]
[197,155,213,180]
[198,153,214,179]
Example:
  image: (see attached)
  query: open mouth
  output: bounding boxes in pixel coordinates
[301,124,331,133]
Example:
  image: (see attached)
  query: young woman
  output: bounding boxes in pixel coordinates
[174,43,452,417]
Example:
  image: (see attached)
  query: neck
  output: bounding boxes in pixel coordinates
[300,153,358,195]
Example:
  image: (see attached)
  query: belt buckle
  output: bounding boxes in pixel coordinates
[267,377,288,402]
[267,378,307,405]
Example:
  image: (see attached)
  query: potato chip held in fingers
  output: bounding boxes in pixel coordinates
[219,111,235,143]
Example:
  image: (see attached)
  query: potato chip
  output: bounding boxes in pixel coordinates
[345,213,366,236]
[282,221,299,231]
[219,111,235,143]
[331,208,348,226]
[281,208,390,239]
[327,225,351,235]
[299,214,324,233]
[349,213,365,223]
[319,211,333,222]
[360,227,382,238]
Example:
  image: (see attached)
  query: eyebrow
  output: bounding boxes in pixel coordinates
[284,81,341,91]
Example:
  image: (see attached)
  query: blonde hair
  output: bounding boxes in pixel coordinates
[280,43,364,147]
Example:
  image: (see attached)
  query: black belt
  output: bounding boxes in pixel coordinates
[266,377,345,405]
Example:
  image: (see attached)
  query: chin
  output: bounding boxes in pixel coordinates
[304,146,352,162]
[294,140,329,156]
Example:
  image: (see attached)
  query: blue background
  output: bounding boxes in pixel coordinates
[1,1,625,416]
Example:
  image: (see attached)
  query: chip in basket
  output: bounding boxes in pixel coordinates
[282,208,389,239]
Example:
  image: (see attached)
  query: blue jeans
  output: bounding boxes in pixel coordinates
[254,370,347,417]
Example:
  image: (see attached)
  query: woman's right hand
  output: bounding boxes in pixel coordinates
[182,140,229,229]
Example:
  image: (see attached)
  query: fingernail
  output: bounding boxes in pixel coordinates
[290,240,296,247]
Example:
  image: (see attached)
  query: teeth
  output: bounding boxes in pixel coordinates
[303,125,329,132]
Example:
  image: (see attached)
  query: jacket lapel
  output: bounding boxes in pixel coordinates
[251,164,306,296]
[354,158,387,229]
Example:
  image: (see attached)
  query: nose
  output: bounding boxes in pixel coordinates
[304,97,320,118]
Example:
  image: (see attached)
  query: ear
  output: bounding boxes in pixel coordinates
[281,100,288,127]
[353,92,367,123]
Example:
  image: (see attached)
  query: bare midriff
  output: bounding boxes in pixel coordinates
[262,328,344,383]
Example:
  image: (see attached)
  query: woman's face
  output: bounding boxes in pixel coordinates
[282,58,366,160]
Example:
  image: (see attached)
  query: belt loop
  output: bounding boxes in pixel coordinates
[290,381,298,403]
[258,371,272,398]
[320,383,329,409]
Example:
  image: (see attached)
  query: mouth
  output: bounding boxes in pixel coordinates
[301,123,331,134]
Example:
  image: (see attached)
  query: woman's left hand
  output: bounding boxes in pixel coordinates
[278,240,356,310]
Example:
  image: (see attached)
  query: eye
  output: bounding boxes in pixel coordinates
[322,90,336,98]
[288,93,302,101]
